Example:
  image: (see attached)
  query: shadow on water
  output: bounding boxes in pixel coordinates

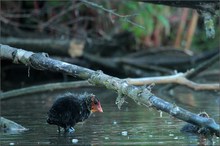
[1,87,219,145]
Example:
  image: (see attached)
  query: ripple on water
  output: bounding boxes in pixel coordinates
[1,88,219,145]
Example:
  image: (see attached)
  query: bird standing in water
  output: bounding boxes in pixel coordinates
[47,92,103,132]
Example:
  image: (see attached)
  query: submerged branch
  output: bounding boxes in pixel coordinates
[0,117,28,132]
[0,44,219,137]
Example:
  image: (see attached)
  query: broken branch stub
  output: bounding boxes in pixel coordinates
[0,44,219,137]
[88,70,154,107]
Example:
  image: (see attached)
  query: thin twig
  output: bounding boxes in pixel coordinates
[0,44,219,137]
[0,15,20,26]
[80,0,145,29]
[40,3,82,29]
[1,12,31,18]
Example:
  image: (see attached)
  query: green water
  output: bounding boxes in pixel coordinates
[1,87,219,145]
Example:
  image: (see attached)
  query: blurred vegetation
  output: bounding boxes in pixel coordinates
[118,2,170,38]
[192,19,220,51]
[1,0,219,51]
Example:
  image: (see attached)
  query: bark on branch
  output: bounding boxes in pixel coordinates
[140,1,219,14]
[0,36,89,57]
[126,70,220,91]
[0,117,27,132]
[0,44,219,137]
[140,0,219,38]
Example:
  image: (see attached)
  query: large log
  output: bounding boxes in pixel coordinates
[0,44,219,137]
[140,1,219,14]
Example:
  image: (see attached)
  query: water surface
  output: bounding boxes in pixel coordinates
[1,87,219,145]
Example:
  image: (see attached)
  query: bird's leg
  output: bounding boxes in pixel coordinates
[65,126,75,133]
[57,126,61,132]
[69,127,75,133]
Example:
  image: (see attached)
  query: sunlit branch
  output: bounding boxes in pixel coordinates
[0,44,219,137]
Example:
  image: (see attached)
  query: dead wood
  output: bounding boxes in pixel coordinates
[163,53,219,91]
[0,44,219,137]
[0,117,27,132]
[140,1,219,14]
[1,37,218,75]
[126,70,220,90]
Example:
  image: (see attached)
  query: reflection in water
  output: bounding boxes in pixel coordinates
[1,87,219,145]
[182,132,215,146]
[49,132,77,145]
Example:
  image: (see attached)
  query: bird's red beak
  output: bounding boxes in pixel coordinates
[91,102,103,113]
[96,104,103,113]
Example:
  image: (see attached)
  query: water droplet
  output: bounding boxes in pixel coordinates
[121,131,128,136]
[174,136,178,139]
[167,121,172,125]
[72,139,78,143]
[9,143,15,145]
[169,133,174,136]
[113,120,117,125]
[160,111,163,118]
[104,137,109,140]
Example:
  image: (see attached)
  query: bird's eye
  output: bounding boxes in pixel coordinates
[94,100,98,105]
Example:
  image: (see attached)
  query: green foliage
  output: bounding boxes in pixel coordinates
[191,16,220,51]
[192,27,220,51]
[47,1,65,7]
[118,2,170,38]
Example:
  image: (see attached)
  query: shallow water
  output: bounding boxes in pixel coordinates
[1,87,219,145]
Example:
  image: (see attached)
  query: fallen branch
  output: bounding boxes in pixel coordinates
[140,1,219,14]
[2,37,86,58]
[0,44,219,137]
[0,117,27,132]
[163,53,219,91]
[1,37,217,69]
[126,70,220,90]
[0,81,90,100]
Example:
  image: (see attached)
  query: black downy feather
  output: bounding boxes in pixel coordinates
[47,92,97,132]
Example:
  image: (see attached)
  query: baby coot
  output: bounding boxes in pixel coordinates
[47,93,103,132]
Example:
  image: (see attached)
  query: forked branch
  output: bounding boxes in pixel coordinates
[126,70,220,90]
[0,44,219,137]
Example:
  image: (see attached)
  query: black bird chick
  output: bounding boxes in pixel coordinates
[47,93,103,132]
